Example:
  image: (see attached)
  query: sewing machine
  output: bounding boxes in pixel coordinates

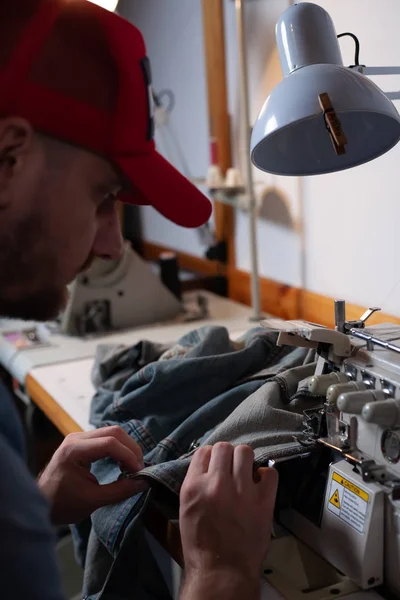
[60,242,184,336]
[262,301,400,600]
[0,244,211,383]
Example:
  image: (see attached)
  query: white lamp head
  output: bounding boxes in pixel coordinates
[87,0,119,12]
[251,2,400,176]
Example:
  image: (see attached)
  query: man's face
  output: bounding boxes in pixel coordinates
[0,119,124,321]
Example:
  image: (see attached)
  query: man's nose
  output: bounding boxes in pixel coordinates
[93,208,124,261]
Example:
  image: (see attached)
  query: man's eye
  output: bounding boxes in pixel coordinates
[97,193,118,215]
[104,192,118,203]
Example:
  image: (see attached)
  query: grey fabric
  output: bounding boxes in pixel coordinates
[238,347,317,383]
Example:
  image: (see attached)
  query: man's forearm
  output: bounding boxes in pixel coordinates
[180,570,260,600]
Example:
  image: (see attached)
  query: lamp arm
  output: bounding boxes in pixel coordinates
[235,0,262,321]
[357,66,400,101]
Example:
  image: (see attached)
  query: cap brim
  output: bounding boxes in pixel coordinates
[117,151,212,228]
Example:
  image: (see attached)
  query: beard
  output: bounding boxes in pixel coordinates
[0,213,69,322]
[0,287,68,322]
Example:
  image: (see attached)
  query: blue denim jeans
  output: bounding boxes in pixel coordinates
[74,325,319,599]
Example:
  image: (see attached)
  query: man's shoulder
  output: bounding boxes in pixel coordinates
[0,381,50,532]
[0,431,52,532]
[0,383,65,599]
[0,380,25,456]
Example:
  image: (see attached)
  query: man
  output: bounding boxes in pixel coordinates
[0,1,278,599]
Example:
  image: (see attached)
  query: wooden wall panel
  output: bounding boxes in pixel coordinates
[228,268,300,321]
[202,0,235,268]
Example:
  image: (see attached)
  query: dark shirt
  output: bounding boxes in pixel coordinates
[0,381,65,599]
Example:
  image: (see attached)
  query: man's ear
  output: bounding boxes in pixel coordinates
[0,118,34,205]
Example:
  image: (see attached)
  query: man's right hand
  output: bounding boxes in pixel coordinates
[179,443,278,600]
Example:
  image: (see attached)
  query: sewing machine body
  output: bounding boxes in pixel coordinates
[61,242,183,336]
[262,304,400,599]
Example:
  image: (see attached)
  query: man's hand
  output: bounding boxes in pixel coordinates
[37,426,148,525]
[179,443,278,600]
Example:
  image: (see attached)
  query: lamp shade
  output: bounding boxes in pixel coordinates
[250,2,400,176]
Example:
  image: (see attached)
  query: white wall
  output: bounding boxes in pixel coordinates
[299,0,400,316]
[120,0,400,317]
[118,0,212,256]
[224,0,302,287]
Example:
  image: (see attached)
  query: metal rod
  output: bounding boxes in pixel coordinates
[235,0,262,320]
[382,92,400,101]
[334,299,346,333]
[349,416,358,452]
[297,175,306,318]
[361,66,400,75]
[358,66,400,100]
[350,329,400,354]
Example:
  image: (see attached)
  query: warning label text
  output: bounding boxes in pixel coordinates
[332,472,369,502]
[327,471,369,534]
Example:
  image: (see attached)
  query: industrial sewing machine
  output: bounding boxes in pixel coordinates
[60,242,184,336]
[0,243,210,383]
[262,301,400,600]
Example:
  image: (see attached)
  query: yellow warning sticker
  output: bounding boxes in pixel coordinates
[328,471,369,534]
[329,489,341,509]
[332,472,369,502]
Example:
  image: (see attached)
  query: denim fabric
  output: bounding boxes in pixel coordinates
[134,362,320,495]
[82,490,172,600]
[91,341,169,394]
[75,325,320,600]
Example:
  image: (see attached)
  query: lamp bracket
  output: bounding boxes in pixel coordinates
[356,65,400,101]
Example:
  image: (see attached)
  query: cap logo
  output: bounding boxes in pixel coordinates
[140,56,155,142]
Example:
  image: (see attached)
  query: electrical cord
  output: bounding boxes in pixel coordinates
[151,86,216,246]
[157,89,175,113]
[337,32,361,67]
[152,89,175,113]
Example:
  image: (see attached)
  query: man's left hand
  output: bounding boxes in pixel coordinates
[37,426,148,525]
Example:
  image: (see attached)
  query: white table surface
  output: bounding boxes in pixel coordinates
[1,291,254,383]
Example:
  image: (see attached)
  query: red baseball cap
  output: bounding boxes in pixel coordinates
[0,0,212,228]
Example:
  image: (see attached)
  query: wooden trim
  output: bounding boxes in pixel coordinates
[142,240,400,325]
[301,290,400,328]
[26,374,82,436]
[229,269,400,325]
[141,241,223,277]
[202,0,231,173]
[202,0,235,267]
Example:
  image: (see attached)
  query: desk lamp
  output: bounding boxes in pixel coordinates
[251,2,400,176]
